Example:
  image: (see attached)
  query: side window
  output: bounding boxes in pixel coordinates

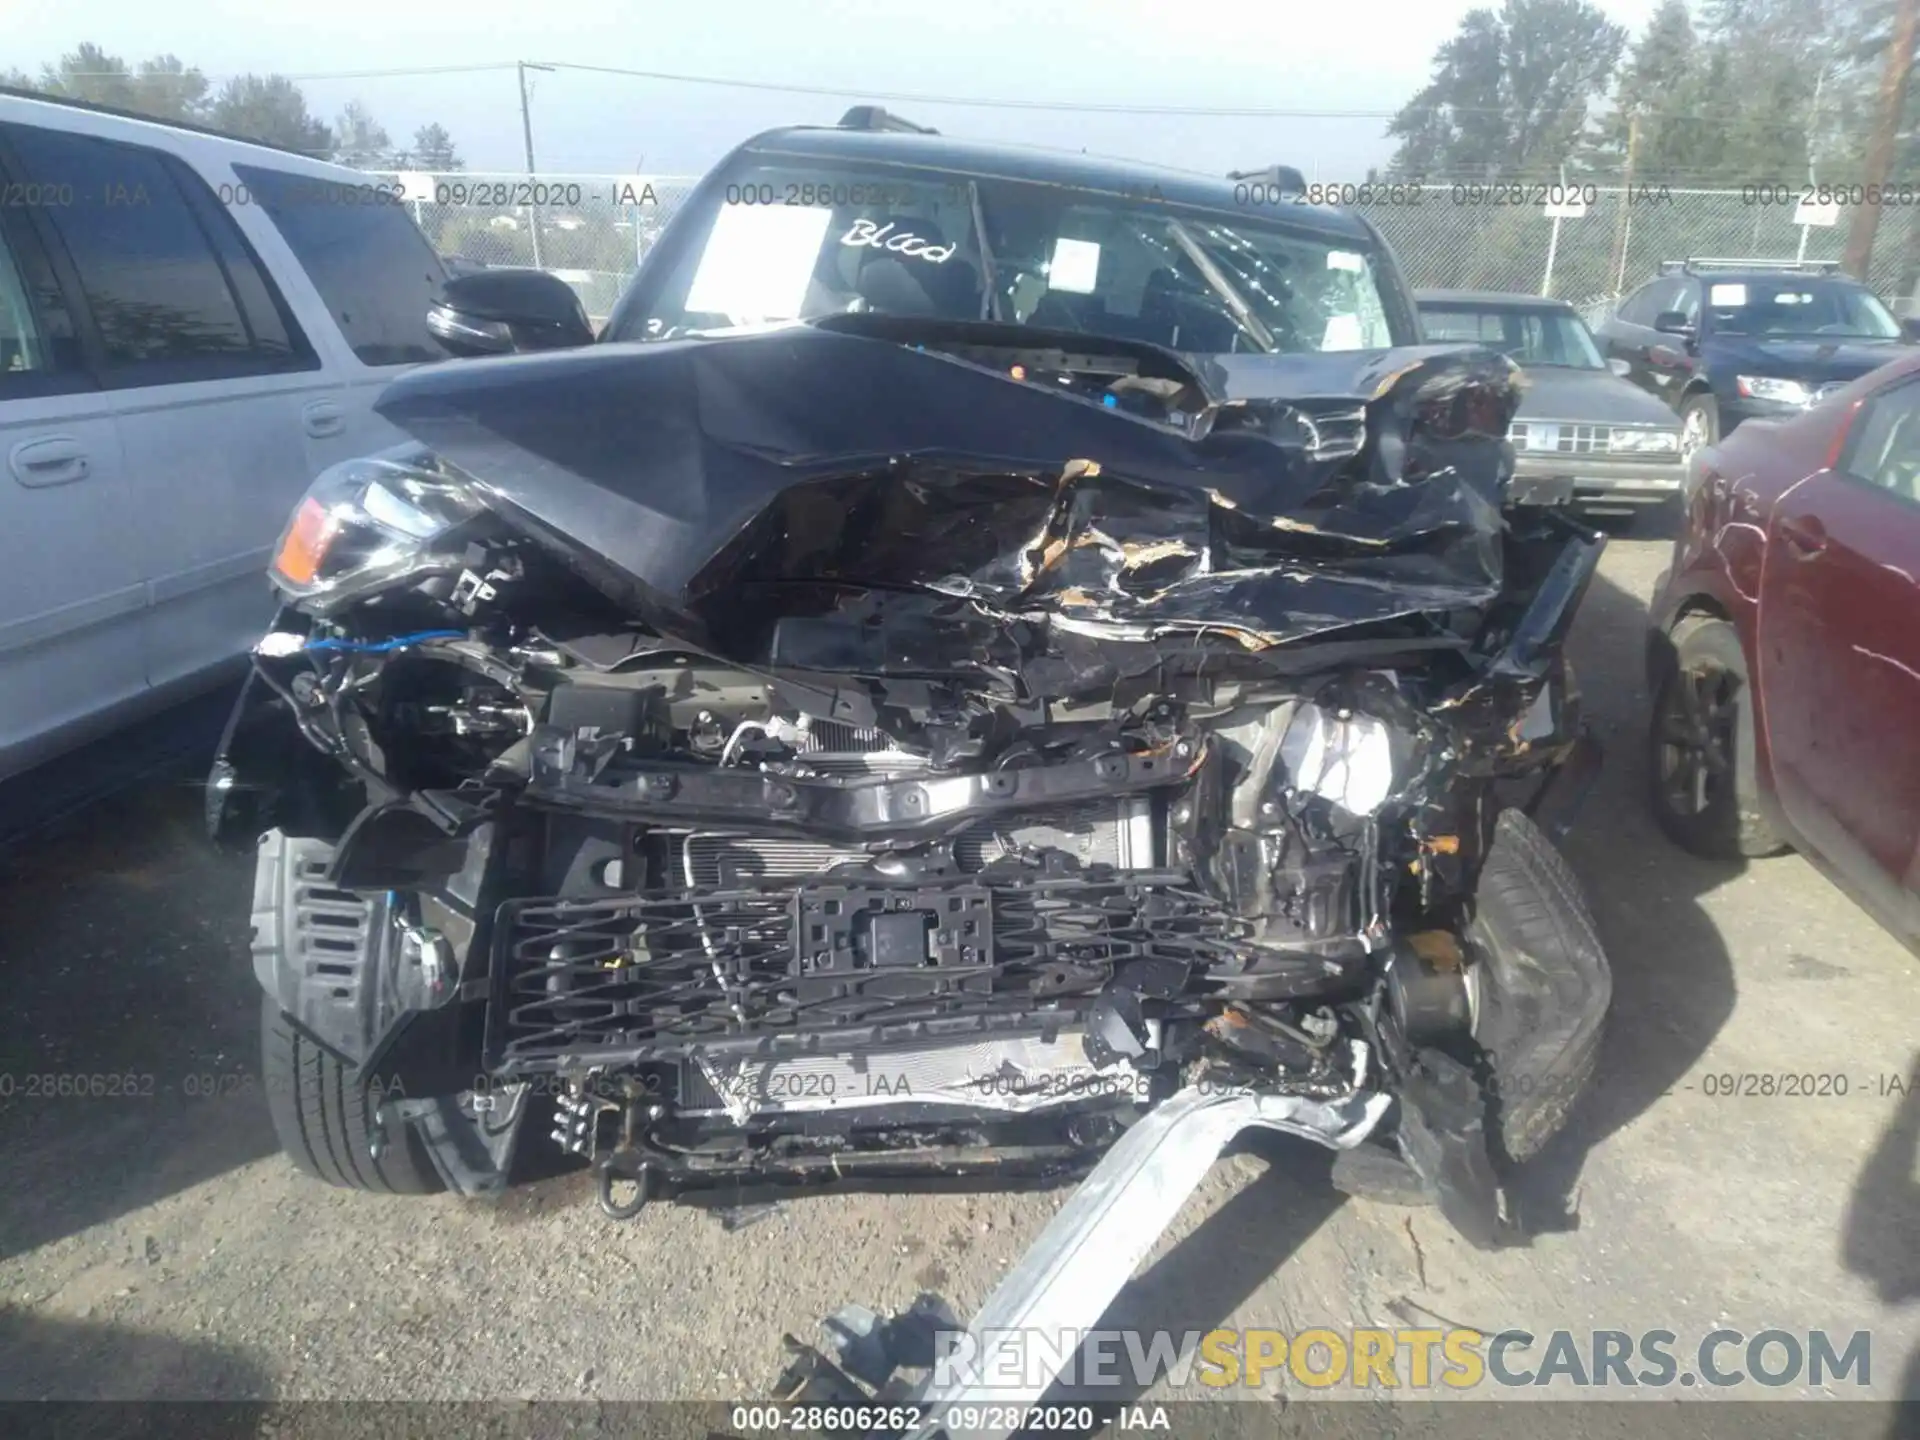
[1839,382,1920,504]
[1641,279,1682,323]
[1421,309,1503,343]
[0,224,57,375]
[233,164,446,366]
[1672,279,1702,323]
[1617,282,1662,326]
[0,201,91,396]
[2,123,313,383]
[0,233,42,374]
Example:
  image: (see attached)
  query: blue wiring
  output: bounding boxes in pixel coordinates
[302,629,465,654]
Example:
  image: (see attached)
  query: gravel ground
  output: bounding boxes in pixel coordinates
[1,534,1917,1422]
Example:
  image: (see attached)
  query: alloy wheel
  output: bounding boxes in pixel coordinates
[1680,406,1712,461]
[1654,662,1738,819]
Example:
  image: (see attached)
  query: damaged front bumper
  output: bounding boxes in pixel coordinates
[1510,452,1686,510]
[212,322,1614,1257]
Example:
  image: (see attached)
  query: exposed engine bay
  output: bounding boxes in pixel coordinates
[212,317,1612,1247]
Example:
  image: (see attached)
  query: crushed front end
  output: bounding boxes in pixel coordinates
[211,321,1610,1246]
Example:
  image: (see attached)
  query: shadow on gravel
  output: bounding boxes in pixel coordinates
[0,1308,268,1410]
[1842,1050,1920,1418]
[0,780,273,1261]
[1499,563,1742,1232]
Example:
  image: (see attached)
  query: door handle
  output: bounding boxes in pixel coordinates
[1778,515,1828,557]
[8,436,90,488]
[302,401,346,439]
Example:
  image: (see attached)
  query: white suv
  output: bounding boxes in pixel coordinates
[0,90,448,785]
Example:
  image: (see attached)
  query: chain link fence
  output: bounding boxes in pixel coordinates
[377,173,1920,331]
[1356,184,1920,325]
[376,172,698,325]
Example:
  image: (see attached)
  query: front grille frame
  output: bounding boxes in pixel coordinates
[483,867,1241,1075]
[1510,421,1608,455]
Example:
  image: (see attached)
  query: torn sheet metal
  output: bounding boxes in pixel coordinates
[374,322,1521,681]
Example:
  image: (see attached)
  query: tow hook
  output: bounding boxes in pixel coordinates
[596,1159,654,1220]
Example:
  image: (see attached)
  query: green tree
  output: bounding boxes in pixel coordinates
[409,123,464,172]
[2,46,210,123]
[209,74,331,154]
[131,56,212,123]
[1687,0,1835,181]
[332,99,393,169]
[1386,8,1509,177]
[1823,0,1920,179]
[1387,0,1627,178]
[1583,0,1719,179]
[36,42,139,110]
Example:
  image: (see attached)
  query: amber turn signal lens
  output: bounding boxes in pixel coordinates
[273,497,338,585]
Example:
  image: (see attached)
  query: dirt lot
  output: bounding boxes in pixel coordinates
[2,534,1917,1421]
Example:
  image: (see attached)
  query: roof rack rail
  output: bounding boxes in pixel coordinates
[0,82,321,160]
[1658,256,1844,276]
[837,105,939,135]
[1227,164,1308,195]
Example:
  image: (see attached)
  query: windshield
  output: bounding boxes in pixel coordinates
[608,158,1402,354]
[1419,305,1606,369]
[1704,278,1901,339]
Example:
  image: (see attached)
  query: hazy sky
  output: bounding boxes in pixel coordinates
[3,0,1669,178]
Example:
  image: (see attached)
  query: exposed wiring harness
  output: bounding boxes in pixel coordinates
[260,629,466,656]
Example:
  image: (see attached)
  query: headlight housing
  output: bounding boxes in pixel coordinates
[270,450,484,612]
[1607,426,1679,453]
[1735,375,1813,406]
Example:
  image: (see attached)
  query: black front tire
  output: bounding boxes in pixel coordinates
[1467,809,1612,1165]
[1647,614,1785,859]
[262,995,443,1194]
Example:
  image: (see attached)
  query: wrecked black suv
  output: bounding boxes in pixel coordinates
[207,111,1612,1248]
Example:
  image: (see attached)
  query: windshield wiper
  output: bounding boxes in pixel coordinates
[1165,218,1274,353]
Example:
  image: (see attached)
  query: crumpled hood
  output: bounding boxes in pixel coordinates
[373,322,1521,680]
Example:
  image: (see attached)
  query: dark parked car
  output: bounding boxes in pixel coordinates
[1417,289,1683,515]
[208,109,1613,1248]
[1596,258,1913,460]
[1648,349,1920,953]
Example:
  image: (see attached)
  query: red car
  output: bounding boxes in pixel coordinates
[1647,349,1920,951]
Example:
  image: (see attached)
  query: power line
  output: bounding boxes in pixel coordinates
[19,57,1873,135]
[533,60,1409,118]
[18,62,521,82]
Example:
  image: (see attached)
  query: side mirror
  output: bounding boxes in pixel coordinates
[426,269,594,357]
[1652,310,1695,338]
[1607,356,1631,378]
[1902,315,1920,341]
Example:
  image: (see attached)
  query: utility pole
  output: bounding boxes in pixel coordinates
[1843,0,1920,281]
[517,60,555,269]
[1609,110,1641,294]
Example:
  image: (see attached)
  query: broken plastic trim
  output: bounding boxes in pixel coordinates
[524,734,1204,841]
